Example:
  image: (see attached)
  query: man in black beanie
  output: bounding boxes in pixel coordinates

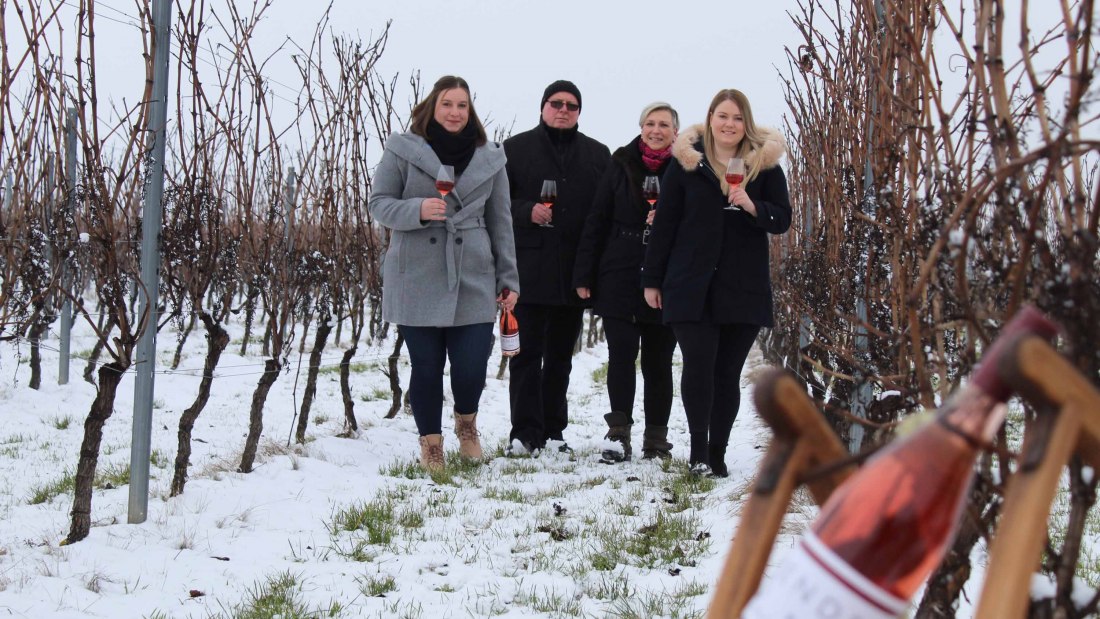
[504,79,610,455]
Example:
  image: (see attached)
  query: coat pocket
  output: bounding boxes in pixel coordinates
[392,234,407,273]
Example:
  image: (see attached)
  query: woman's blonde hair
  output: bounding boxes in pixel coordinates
[702,89,764,181]
[638,101,679,131]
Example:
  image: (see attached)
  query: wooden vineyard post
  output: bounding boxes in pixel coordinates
[975,335,1100,619]
[707,369,857,618]
[708,334,1100,619]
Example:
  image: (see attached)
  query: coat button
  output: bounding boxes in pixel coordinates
[455,238,463,245]
[430,237,437,244]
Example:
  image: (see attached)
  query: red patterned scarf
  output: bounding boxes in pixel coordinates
[639,140,672,172]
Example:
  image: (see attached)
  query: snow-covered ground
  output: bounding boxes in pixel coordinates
[0,316,788,618]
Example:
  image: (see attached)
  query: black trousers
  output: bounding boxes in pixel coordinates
[508,303,585,447]
[400,323,494,436]
[602,316,677,427]
[672,321,760,465]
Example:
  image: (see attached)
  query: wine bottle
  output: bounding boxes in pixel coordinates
[499,288,520,357]
[742,305,1059,619]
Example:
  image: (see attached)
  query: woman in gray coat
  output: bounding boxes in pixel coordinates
[369,76,519,471]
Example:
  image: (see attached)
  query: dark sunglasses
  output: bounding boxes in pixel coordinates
[547,100,580,112]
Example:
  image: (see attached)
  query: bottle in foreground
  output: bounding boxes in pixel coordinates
[499,288,520,357]
[742,306,1059,618]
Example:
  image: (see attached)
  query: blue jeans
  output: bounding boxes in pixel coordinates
[399,323,494,436]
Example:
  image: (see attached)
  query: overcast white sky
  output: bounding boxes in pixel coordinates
[7,0,1073,157]
[24,0,806,150]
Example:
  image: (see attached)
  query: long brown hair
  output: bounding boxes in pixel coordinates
[702,89,765,181]
[409,75,488,145]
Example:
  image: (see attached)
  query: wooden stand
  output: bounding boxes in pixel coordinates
[707,334,1100,618]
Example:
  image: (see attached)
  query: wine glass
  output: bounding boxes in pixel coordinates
[435,164,455,199]
[642,176,659,245]
[642,176,660,207]
[724,158,744,211]
[539,179,557,228]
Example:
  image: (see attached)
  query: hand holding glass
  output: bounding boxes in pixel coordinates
[724,158,744,211]
[539,180,557,227]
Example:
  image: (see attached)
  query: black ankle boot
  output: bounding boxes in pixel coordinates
[641,425,673,460]
[600,411,633,463]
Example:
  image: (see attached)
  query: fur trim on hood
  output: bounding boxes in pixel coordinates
[671,124,787,172]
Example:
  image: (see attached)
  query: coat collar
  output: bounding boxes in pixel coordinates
[671,124,787,172]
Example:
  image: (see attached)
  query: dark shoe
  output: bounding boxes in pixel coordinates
[708,446,728,479]
[641,425,672,460]
[708,461,729,478]
[555,441,574,454]
[600,411,633,463]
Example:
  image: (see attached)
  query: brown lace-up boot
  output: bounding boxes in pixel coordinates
[418,434,445,471]
[453,412,483,459]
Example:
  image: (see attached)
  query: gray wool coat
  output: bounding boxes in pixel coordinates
[369,132,519,327]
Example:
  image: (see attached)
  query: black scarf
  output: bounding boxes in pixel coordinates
[427,119,479,174]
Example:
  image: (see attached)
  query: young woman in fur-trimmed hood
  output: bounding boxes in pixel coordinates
[640,89,791,477]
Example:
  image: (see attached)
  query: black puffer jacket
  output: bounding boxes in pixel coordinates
[640,124,792,327]
[504,122,611,307]
[573,136,669,323]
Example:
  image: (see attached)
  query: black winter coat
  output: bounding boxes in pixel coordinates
[504,122,611,306]
[573,136,669,323]
[640,124,792,327]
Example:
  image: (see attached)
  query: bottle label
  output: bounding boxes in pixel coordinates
[742,532,909,619]
[500,332,520,356]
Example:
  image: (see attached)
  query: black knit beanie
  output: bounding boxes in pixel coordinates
[541,80,582,110]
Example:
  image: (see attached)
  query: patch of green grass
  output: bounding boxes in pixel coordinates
[382,458,423,480]
[358,572,397,597]
[224,571,342,618]
[329,538,378,563]
[96,462,131,489]
[329,497,398,545]
[586,509,711,571]
[50,415,74,430]
[483,486,529,504]
[319,361,371,376]
[499,460,540,476]
[660,464,717,512]
[397,509,424,530]
[149,449,169,469]
[28,470,75,504]
[360,387,391,402]
[605,581,708,619]
[512,583,583,615]
[591,362,609,384]
[312,413,330,426]
[380,452,484,487]
[583,572,634,602]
